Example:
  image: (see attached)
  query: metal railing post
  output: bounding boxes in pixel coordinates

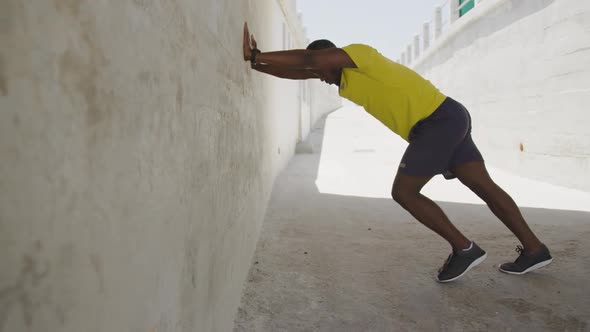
[434,6,442,40]
[413,34,420,59]
[422,22,431,51]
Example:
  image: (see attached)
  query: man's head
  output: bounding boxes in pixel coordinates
[306,39,336,51]
[306,39,342,86]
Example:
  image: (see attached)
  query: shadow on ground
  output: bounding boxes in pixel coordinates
[235,114,590,332]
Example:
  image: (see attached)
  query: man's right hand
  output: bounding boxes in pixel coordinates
[243,22,254,61]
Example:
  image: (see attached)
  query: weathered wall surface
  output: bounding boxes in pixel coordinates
[0,0,339,331]
[413,0,590,191]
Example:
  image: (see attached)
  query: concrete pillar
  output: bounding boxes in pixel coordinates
[434,6,443,39]
[406,44,413,64]
[450,0,460,23]
[401,52,406,66]
[422,22,430,51]
[413,34,420,59]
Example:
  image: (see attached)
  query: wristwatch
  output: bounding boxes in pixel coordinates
[250,49,261,66]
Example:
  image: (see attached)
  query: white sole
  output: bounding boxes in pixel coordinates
[436,253,487,283]
[499,258,553,275]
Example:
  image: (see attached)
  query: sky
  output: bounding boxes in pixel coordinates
[296,0,445,59]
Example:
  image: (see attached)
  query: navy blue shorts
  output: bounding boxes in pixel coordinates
[398,97,484,179]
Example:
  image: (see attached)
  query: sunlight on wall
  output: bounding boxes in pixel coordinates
[315,105,590,212]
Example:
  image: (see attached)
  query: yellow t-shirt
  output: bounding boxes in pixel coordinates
[339,44,447,141]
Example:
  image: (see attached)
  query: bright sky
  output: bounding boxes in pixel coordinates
[296,0,445,59]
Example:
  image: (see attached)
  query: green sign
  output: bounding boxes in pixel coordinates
[459,0,474,17]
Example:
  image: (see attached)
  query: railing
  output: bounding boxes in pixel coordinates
[398,0,483,66]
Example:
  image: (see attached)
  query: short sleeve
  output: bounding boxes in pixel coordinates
[341,44,375,70]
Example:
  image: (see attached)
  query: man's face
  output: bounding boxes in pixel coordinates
[310,69,342,86]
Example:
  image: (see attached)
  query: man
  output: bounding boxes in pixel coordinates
[242,23,552,282]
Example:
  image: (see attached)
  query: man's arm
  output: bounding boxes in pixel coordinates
[251,63,318,80]
[256,48,357,71]
[242,22,356,72]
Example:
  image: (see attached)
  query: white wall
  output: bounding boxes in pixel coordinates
[0,0,339,331]
[309,81,342,129]
[412,0,590,191]
[261,0,341,172]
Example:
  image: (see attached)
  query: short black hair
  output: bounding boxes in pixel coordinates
[306,39,336,50]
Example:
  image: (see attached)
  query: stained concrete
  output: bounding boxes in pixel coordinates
[235,104,590,331]
[0,1,338,331]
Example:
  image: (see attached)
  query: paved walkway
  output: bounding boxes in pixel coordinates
[235,104,590,332]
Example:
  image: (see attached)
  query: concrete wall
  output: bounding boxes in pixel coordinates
[309,81,341,132]
[412,0,590,191]
[0,1,339,331]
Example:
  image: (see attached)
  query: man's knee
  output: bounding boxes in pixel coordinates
[392,174,430,207]
[391,184,417,207]
[453,162,496,196]
[461,179,484,194]
[456,173,497,201]
[391,186,402,204]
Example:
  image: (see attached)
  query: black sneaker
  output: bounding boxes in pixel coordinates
[437,242,487,283]
[499,244,552,275]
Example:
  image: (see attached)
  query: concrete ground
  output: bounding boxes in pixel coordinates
[234,103,590,332]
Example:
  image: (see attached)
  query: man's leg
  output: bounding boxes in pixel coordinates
[391,173,471,251]
[451,161,543,253]
[392,172,488,282]
[393,98,489,281]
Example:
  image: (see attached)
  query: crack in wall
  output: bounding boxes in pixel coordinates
[0,243,50,332]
